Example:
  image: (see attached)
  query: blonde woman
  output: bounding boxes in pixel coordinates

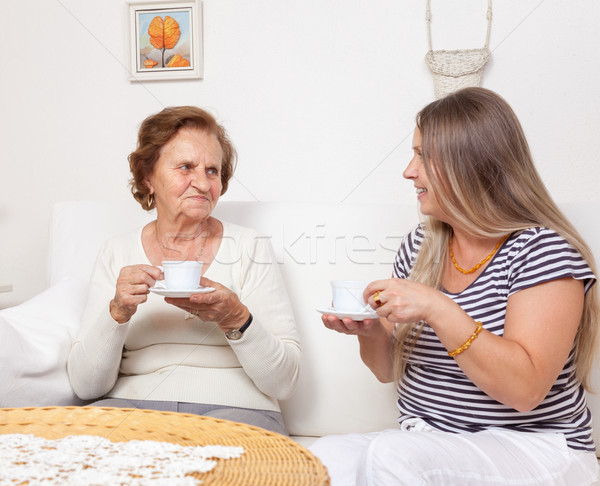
[312,88,599,485]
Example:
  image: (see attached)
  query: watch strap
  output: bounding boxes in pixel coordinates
[226,313,253,340]
[238,313,253,333]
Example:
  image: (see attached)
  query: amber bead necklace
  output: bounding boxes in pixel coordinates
[449,234,508,275]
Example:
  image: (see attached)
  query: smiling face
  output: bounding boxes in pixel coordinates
[146,127,223,224]
[403,127,444,220]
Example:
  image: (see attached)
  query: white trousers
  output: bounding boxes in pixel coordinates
[309,419,599,486]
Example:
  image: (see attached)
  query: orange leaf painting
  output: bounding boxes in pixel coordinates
[144,59,158,69]
[167,54,190,68]
[148,16,181,51]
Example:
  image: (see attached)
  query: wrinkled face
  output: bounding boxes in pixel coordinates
[403,127,443,220]
[146,127,223,223]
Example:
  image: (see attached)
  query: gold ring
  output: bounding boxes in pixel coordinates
[373,291,382,306]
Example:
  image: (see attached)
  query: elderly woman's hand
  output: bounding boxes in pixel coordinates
[110,264,163,324]
[165,277,250,334]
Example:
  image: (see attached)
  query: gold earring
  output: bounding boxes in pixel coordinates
[146,194,154,209]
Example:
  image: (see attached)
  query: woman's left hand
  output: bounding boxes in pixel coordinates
[365,278,449,325]
[165,277,250,333]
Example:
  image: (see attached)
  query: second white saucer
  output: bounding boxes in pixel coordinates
[149,287,215,298]
[315,306,378,321]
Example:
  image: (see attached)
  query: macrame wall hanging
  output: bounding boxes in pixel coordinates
[425,0,492,99]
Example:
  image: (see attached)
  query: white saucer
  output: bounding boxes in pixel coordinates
[315,306,379,321]
[149,287,215,298]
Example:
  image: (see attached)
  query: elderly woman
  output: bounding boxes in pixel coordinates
[68,106,301,435]
[311,88,599,484]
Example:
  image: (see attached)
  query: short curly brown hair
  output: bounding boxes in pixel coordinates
[128,106,237,210]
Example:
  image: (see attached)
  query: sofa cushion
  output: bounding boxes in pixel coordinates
[211,202,414,436]
[48,201,154,286]
[8,200,600,448]
[0,277,89,407]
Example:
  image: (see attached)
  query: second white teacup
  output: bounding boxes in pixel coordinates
[160,261,203,290]
[331,280,369,312]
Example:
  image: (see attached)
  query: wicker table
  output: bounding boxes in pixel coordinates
[0,406,330,485]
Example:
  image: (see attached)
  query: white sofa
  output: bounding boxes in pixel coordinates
[1,200,599,452]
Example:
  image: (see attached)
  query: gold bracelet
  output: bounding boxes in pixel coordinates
[448,322,483,358]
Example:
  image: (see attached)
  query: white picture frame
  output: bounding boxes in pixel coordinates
[127,0,203,81]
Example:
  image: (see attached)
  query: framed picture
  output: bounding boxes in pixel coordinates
[128,0,203,81]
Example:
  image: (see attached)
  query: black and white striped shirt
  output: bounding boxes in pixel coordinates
[393,225,597,452]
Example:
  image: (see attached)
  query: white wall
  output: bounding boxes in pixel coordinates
[1,0,599,307]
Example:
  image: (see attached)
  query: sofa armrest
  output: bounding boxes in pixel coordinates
[0,277,90,407]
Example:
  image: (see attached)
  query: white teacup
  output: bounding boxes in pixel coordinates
[159,261,203,290]
[331,280,369,312]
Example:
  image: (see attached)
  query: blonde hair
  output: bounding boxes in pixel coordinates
[394,88,599,391]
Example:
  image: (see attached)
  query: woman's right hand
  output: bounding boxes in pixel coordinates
[321,314,383,337]
[109,264,163,324]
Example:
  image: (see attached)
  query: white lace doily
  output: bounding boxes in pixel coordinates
[0,433,244,485]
